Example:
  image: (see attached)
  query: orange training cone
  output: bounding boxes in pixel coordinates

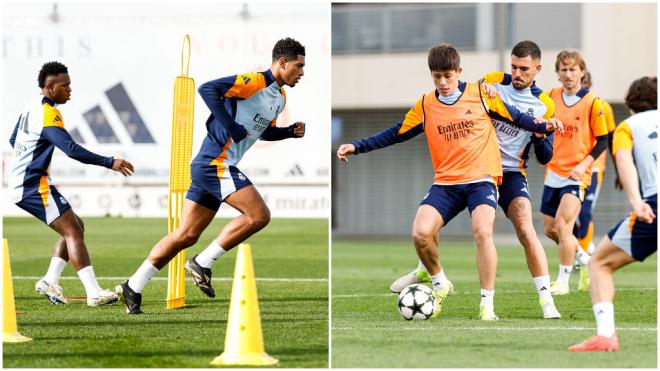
[210,243,278,366]
[3,239,32,343]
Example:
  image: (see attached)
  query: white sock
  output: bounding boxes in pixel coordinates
[480,289,494,307]
[533,275,553,302]
[128,260,159,293]
[557,264,573,285]
[587,242,596,255]
[430,271,446,290]
[416,260,427,272]
[593,302,615,337]
[44,256,67,285]
[77,266,102,298]
[196,240,227,269]
[576,249,591,267]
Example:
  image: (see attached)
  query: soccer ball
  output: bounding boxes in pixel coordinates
[397,284,437,320]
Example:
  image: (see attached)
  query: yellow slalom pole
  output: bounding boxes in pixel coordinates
[3,239,32,343]
[166,34,195,309]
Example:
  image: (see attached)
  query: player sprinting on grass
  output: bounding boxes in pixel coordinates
[8,61,134,306]
[571,71,616,273]
[116,38,306,314]
[568,76,657,352]
[542,50,609,295]
[390,41,561,319]
[337,44,560,321]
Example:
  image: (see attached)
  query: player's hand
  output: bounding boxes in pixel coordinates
[568,162,587,181]
[480,82,497,98]
[112,159,134,177]
[292,122,306,138]
[547,117,564,133]
[337,144,356,162]
[632,200,656,223]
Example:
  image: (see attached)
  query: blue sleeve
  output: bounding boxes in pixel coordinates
[351,118,423,154]
[260,124,295,141]
[41,127,114,168]
[530,132,554,165]
[9,120,19,148]
[198,77,248,143]
[489,101,552,134]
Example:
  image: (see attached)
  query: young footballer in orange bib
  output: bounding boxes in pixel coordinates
[337,44,560,320]
[542,50,608,295]
[569,77,657,352]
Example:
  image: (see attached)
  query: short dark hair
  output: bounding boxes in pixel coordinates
[581,71,592,88]
[625,76,657,113]
[428,43,460,71]
[38,61,68,88]
[511,40,541,60]
[272,38,305,62]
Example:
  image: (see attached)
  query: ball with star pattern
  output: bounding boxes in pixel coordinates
[397,284,437,320]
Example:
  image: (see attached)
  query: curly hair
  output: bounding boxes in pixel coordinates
[272,38,305,62]
[625,76,657,113]
[38,61,68,88]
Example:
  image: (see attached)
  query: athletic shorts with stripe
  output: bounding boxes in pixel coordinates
[185,163,252,212]
[497,171,531,218]
[540,184,585,217]
[16,182,72,225]
[607,194,657,262]
[420,181,498,226]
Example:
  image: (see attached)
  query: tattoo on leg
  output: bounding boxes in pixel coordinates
[512,199,528,218]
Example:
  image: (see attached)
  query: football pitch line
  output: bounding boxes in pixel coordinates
[14,275,327,283]
[333,286,656,298]
[332,326,656,332]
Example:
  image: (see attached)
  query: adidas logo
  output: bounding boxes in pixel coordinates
[521,186,529,194]
[237,172,246,181]
[465,108,473,115]
[53,116,62,123]
[526,108,534,116]
[487,193,496,202]
[241,75,251,84]
[59,196,68,205]
[70,82,155,145]
[286,164,304,176]
[575,116,580,121]
[540,286,547,291]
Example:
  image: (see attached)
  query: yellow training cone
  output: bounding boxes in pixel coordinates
[210,243,278,366]
[3,239,32,343]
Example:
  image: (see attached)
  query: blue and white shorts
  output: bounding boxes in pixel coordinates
[607,194,657,262]
[186,164,253,212]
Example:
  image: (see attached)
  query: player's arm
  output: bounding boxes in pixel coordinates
[529,91,556,164]
[568,99,609,180]
[260,122,305,141]
[337,97,424,162]
[612,122,655,223]
[480,71,509,85]
[531,132,554,165]
[41,109,133,176]
[481,87,556,134]
[198,73,267,143]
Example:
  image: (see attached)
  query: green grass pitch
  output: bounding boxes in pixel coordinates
[3,217,328,368]
[332,239,656,368]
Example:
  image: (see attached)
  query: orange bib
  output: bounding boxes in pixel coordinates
[548,88,597,184]
[422,83,502,184]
